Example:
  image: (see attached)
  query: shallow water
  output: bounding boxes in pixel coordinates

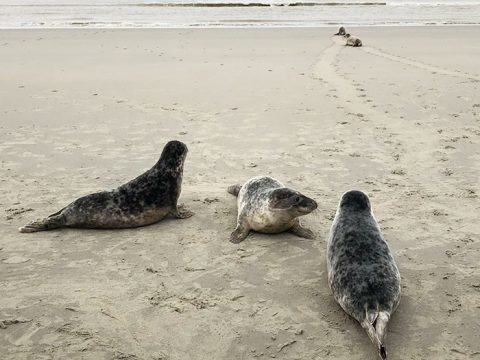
[1,0,480,28]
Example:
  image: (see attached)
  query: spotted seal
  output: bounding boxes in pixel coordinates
[334,26,346,36]
[227,176,317,243]
[327,190,401,359]
[19,140,193,233]
[345,33,363,47]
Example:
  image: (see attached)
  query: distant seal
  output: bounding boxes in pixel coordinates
[227,176,317,243]
[334,26,346,36]
[19,140,193,233]
[345,33,363,47]
[327,190,401,359]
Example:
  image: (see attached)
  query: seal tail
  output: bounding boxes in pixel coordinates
[227,184,242,197]
[19,214,66,233]
[362,307,390,359]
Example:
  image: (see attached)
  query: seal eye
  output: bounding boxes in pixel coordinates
[295,196,301,203]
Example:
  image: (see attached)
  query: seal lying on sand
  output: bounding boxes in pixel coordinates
[227,176,317,243]
[345,34,363,47]
[334,26,346,36]
[327,190,401,359]
[19,140,193,233]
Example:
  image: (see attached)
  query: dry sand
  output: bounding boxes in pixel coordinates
[0,27,479,360]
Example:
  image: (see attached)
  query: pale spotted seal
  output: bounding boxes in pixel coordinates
[345,33,363,47]
[327,190,401,359]
[227,176,317,243]
[334,26,346,36]
[19,140,193,233]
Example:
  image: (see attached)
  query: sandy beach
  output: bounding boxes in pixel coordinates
[0,27,479,359]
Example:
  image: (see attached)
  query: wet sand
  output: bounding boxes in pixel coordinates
[0,27,479,359]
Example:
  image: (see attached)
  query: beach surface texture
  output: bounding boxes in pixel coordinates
[0,27,479,359]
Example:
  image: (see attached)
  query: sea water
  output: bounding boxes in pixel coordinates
[0,0,479,28]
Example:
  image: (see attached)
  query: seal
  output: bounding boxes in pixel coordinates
[227,176,317,243]
[345,33,363,47]
[334,26,346,36]
[326,190,401,359]
[19,140,193,233]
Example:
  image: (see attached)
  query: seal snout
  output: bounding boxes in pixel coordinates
[297,196,318,214]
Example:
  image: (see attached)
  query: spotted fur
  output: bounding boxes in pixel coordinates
[19,140,192,232]
[345,33,363,47]
[327,190,401,359]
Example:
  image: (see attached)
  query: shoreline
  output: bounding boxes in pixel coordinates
[2,23,480,30]
[3,1,480,30]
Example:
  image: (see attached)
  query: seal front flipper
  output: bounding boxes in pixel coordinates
[19,214,66,233]
[289,221,315,239]
[230,222,250,244]
[173,204,194,219]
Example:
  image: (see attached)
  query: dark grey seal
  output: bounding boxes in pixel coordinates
[345,33,363,47]
[227,176,317,243]
[335,26,346,36]
[19,140,193,233]
[327,190,401,359]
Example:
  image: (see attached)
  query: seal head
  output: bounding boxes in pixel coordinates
[157,140,188,172]
[339,190,371,212]
[269,188,318,215]
[335,26,346,36]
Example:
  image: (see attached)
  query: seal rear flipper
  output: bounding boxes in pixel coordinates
[361,306,390,360]
[375,311,390,357]
[19,215,66,233]
[360,319,385,359]
[227,184,242,197]
[366,308,378,325]
[379,345,387,360]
